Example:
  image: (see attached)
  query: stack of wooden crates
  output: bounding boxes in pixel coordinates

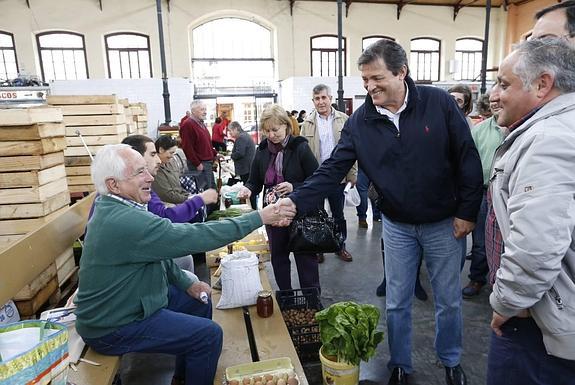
[47,95,129,194]
[122,99,148,135]
[0,106,77,317]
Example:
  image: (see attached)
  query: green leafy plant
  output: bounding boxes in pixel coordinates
[315,301,384,366]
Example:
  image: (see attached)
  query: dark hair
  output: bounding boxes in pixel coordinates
[535,0,575,37]
[448,84,473,115]
[155,134,177,152]
[357,39,409,76]
[228,121,243,132]
[476,93,491,117]
[291,110,298,116]
[121,134,153,156]
[215,117,222,124]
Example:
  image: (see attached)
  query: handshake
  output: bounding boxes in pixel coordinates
[258,198,297,227]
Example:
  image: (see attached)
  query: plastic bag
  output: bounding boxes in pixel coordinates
[344,182,361,207]
[216,251,263,309]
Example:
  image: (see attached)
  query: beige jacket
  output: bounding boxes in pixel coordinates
[301,108,357,183]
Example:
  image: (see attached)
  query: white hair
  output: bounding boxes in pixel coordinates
[91,144,132,195]
[190,100,205,110]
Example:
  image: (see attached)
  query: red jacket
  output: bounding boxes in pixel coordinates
[211,122,226,143]
[179,116,216,167]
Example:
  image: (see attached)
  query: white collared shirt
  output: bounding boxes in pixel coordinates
[317,108,336,164]
[375,84,409,131]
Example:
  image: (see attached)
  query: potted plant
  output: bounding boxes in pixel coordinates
[315,301,384,385]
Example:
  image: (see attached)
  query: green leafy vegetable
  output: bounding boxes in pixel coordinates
[315,301,384,366]
[207,208,244,221]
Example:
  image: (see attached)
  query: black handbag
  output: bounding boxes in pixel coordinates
[287,209,344,253]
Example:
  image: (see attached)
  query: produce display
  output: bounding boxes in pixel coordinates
[281,309,318,329]
[225,358,299,385]
[226,371,298,385]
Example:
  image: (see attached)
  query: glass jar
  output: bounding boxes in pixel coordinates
[256,290,273,318]
[224,197,233,208]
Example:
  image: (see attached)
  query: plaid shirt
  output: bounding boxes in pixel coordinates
[107,194,148,211]
[485,106,543,284]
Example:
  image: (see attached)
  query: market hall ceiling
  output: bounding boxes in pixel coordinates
[281,0,537,20]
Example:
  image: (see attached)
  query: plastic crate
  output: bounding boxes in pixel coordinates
[275,287,323,363]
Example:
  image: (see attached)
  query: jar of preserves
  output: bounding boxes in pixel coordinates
[224,197,233,208]
[256,290,273,318]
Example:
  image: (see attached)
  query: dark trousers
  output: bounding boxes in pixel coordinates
[186,160,216,190]
[468,190,488,283]
[487,317,575,385]
[212,141,226,152]
[326,183,347,249]
[265,225,320,291]
[240,173,257,210]
[356,168,381,220]
[83,286,222,385]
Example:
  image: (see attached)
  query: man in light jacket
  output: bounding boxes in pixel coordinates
[301,84,357,262]
[486,38,575,385]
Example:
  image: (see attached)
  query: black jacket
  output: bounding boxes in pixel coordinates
[245,135,319,196]
[290,76,483,224]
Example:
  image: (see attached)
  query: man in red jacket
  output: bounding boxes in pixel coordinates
[180,100,217,190]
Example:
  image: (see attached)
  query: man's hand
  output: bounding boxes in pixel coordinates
[453,217,475,239]
[186,281,212,301]
[260,198,297,227]
[200,189,218,204]
[237,186,252,199]
[490,311,510,337]
[196,163,204,171]
[347,175,357,186]
[275,182,293,196]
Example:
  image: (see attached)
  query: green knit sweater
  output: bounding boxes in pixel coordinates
[75,195,262,338]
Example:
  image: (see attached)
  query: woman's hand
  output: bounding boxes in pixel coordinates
[237,186,252,199]
[199,189,218,205]
[274,182,293,196]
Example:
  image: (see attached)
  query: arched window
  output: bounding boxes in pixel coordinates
[410,37,441,82]
[192,18,274,89]
[311,35,346,77]
[105,33,152,79]
[36,31,88,81]
[455,38,483,81]
[362,35,395,51]
[0,31,18,81]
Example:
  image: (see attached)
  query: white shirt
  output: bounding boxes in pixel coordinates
[317,109,336,164]
[375,84,409,131]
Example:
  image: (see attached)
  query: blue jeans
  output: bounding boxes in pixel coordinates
[382,216,464,373]
[327,183,347,248]
[487,317,575,385]
[468,190,488,283]
[83,286,222,385]
[356,168,381,220]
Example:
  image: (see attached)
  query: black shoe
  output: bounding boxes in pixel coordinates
[445,365,467,385]
[388,367,408,385]
[414,279,428,301]
[376,278,386,297]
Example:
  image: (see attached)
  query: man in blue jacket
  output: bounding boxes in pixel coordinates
[283,39,482,385]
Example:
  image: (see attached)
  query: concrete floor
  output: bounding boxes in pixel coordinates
[117,204,493,385]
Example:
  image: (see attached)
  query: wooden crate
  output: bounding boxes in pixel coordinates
[0,191,70,219]
[0,234,24,251]
[0,137,66,156]
[0,106,63,126]
[0,177,68,204]
[0,164,66,188]
[0,206,68,235]
[65,165,91,176]
[47,95,119,105]
[65,156,92,167]
[63,114,125,126]
[65,134,122,146]
[13,263,57,301]
[67,175,93,186]
[66,124,127,137]
[68,184,95,194]
[60,103,125,116]
[0,122,65,141]
[55,247,76,284]
[0,152,64,172]
[64,145,105,157]
[14,276,59,316]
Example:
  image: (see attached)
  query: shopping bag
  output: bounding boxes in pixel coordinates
[287,208,344,253]
[344,183,361,207]
[0,320,69,385]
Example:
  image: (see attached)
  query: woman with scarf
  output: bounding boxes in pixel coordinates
[238,104,320,291]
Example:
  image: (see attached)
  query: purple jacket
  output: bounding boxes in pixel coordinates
[148,190,204,223]
[89,191,205,224]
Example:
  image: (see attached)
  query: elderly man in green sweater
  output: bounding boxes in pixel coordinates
[75,144,295,385]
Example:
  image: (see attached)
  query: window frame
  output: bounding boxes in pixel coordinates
[454,37,483,81]
[0,30,19,80]
[104,32,153,79]
[310,34,347,77]
[362,35,395,51]
[36,30,89,82]
[410,37,441,82]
